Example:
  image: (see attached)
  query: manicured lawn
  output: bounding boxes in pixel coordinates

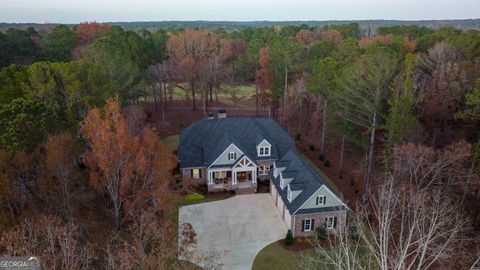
[162,134,179,152]
[175,193,234,207]
[184,193,205,201]
[252,241,315,270]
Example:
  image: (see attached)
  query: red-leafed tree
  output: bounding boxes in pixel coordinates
[72,21,109,59]
[74,21,109,45]
[80,98,176,229]
[256,47,273,112]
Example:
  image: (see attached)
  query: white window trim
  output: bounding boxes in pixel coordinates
[259,165,270,176]
[257,146,271,157]
[192,168,200,179]
[304,219,312,232]
[316,195,326,205]
[214,171,227,178]
[326,217,335,229]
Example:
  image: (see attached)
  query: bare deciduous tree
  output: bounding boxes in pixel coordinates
[0,215,93,270]
[303,177,472,269]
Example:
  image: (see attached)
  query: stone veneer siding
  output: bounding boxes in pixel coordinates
[292,210,347,237]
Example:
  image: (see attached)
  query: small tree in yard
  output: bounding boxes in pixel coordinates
[285,230,294,245]
[315,226,327,241]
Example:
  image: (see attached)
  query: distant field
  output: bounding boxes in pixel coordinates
[170,84,257,107]
[161,134,179,152]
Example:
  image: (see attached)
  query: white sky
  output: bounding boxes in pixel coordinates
[1,0,479,23]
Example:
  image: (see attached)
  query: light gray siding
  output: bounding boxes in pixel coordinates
[298,185,344,211]
[210,144,244,167]
[257,139,271,148]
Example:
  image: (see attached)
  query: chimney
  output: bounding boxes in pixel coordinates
[207,112,214,120]
[218,109,227,119]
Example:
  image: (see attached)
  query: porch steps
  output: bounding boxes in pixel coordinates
[236,187,256,195]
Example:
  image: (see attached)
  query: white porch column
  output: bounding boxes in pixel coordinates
[207,170,212,185]
[232,169,237,185]
[252,169,257,184]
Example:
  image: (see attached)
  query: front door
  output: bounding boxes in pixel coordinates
[236,171,251,182]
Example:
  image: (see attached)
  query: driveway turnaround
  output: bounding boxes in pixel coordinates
[179,194,287,270]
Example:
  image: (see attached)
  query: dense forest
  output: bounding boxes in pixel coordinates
[1,21,480,269]
[2,18,480,32]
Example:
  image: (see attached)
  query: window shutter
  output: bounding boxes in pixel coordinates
[324,217,328,227]
[311,219,315,230]
[190,169,193,178]
[324,196,327,205]
[199,169,202,178]
[301,220,305,232]
[334,217,337,228]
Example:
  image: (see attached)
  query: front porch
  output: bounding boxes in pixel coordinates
[207,168,258,191]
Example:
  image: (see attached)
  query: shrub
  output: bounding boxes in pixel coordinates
[318,154,324,161]
[309,144,315,151]
[284,230,294,245]
[184,193,205,201]
[259,179,270,187]
[295,133,301,141]
[194,184,208,194]
[315,226,327,241]
[324,160,331,167]
[350,225,360,241]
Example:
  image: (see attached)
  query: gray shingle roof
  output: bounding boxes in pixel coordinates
[270,150,340,214]
[178,117,295,168]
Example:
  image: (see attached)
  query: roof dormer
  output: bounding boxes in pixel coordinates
[257,139,272,157]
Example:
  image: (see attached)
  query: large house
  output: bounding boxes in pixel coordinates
[178,112,348,237]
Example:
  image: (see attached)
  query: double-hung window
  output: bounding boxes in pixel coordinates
[303,219,312,232]
[316,195,326,205]
[258,146,270,157]
[192,168,200,179]
[259,165,270,175]
[326,217,336,229]
[214,171,226,179]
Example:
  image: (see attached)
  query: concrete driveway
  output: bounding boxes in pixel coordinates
[179,194,287,270]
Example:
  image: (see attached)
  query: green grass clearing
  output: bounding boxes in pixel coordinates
[252,241,315,270]
[162,134,179,152]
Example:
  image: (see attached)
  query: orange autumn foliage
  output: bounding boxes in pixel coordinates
[320,29,343,44]
[358,35,392,48]
[256,47,273,107]
[74,21,109,45]
[296,29,315,47]
[80,98,176,229]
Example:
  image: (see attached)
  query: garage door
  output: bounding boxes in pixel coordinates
[277,197,284,215]
[284,209,291,229]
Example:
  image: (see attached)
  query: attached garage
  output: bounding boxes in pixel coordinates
[284,208,291,228]
[271,182,277,200]
[277,196,284,215]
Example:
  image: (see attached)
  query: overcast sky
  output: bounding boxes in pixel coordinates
[1,0,479,23]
